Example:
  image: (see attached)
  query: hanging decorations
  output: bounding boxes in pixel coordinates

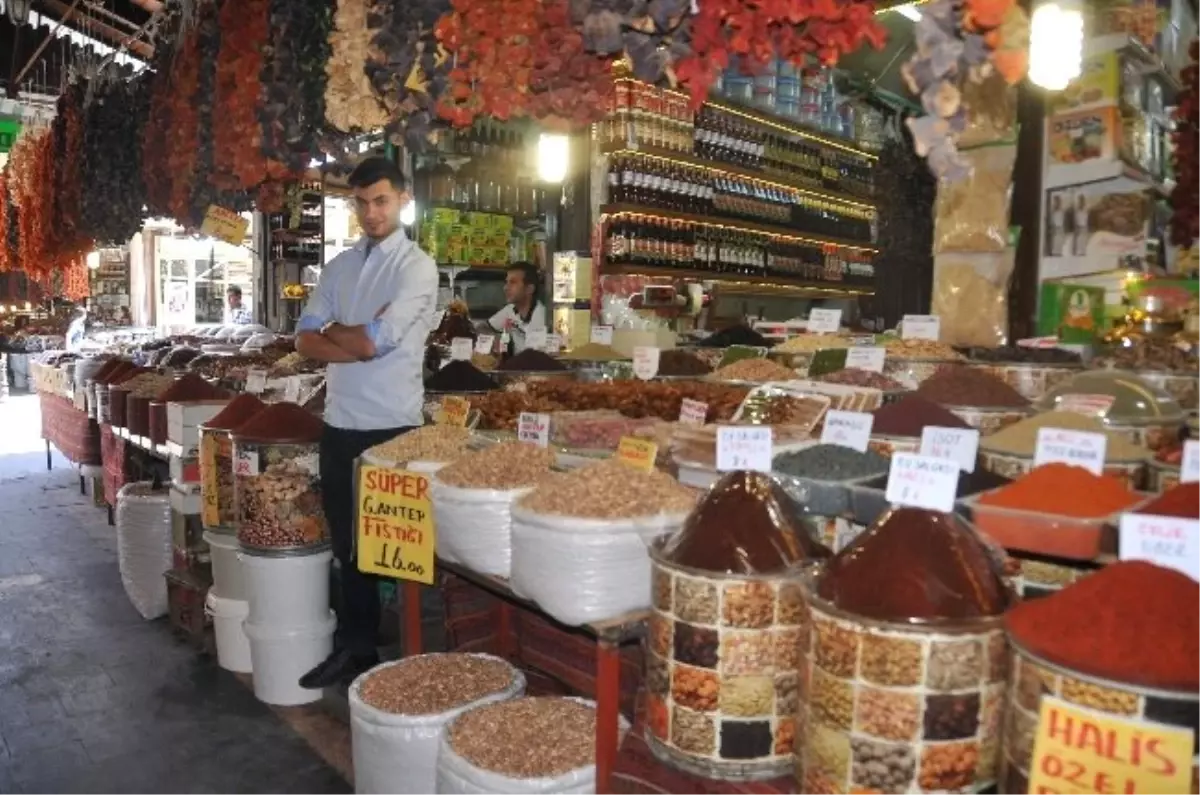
[189,0,246,220]
[0,173,11,272]
[572,0,692,85]
[48,84,90,262]
[166,27,204,225]
[1170,40,1198,248]
[10,129,53,280]
[325,0,391,132]
[213,0,269,192]
[525,0,614,129]
[901,0,1029,180]
[80,73,151,245]
[260,0,333,174]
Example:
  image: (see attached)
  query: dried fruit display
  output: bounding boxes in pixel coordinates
[260,0,333,175]
[367,0,453,150]
[326,0,391,132]
[48,83,90,262]
[572,0,692,85]
[214,0,270,192]
[0,173,11,272]
[80,73,152,245]
[142,49,176,217]
[166,27,204,224]
[10,128,53,281]
[1170,40,1198,247]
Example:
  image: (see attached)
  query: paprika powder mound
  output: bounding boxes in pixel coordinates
[1137,482,1199,519]
[231,402,323,443]
[1004,560,1199,690]
[871,395,971,438]
[975,463,1141,518]
[154,373,229,402]
[203,394,265,431]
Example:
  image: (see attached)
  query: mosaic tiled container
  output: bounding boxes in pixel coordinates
[232,438,328,553]
[999,638,1199,794]
[965,362,1082,402]
[795,574,1008,794]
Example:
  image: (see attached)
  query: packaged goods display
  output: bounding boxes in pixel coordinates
[710,358,797,383]
[931,252,1014,348]
[871,395,971,438]
[797,508,1012,793]
[497,349,567,372]
[1034,369,1186,450]
[435,441,557,490]
[932,145,1016,253]
[656,349,714,376]
[816,368,904,390]
[425,360,500,392]
[646,471,830,779]
[696,325,770,348]
[915,365,1029,408]
[559,343,629,362]
[773,444,889,482]
[365,426,474,466]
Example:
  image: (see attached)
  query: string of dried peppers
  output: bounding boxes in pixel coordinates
[213,0,270,192]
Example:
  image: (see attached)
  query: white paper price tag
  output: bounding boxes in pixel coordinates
[544,333,562,353]
[844,346,886,373]
[517,412,550,448]
[920,426,980,473]
[901,314,941,341]
[590,325,614,345]
[284,378,301,403]
[807,308,842,334]
[1181,440,1199,484]
[475,334,495,355]
[679,398,708,426]
[450,337,474,361]
[885,452,959,513]
[245,369,267,394]
[524,328,547,351]
[233,449,258,477]
[1034,427,1107,475]
[716,426,772,473]
[1119,513,1200,582]
[633,346,660,380]
[820,410,873,453]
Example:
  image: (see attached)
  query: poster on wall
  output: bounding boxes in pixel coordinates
[1041,183,1151,280]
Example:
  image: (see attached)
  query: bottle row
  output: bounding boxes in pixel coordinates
[419,121,545,217]
[603,217,874,286]
[606,156,874,243]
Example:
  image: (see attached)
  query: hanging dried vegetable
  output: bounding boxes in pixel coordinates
[525,0,614,129]
[165,27,204,225]
[141,6,184,218]
[48,83,90,262]
[2,172,17,271]
[572,0,692,85]
[367,0,453,150]
[874,131,936,328]
[326,0,391,132]
[10,129,53,280]
[261,0,334,173]
[213,0,270,192]
[0,172,11,272]
[1170,40,1198,247]
[190,0,249,221]
[80,73,151,245]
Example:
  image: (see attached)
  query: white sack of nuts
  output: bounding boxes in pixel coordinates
[508,461,697,626]
[435,697,629,794]
[349,654,525,795]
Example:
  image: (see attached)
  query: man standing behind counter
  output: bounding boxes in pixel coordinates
[486,261,546,354]
[293,157,438,688]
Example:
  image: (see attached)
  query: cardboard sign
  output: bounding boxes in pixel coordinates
[356,465,435,584]
[1180,440,1198,484]
[716,426,772,473]
[449,337,474,361]
[437,396,470,427]
[807,308,842,334]
[1119,513,1200,582]
[1028,696,1193,794]
[518,412,550,447]
[1034,427,1107,475]
[617,437,658,472]
[525,328,547,351]
[200,205,249,245]
[901,314,941,341]
[1056,393,1116,418]
[475,334,495,355]
[590,325,614,345]
[244,369,267,394]
[820,410,873,453]
[633,346,660,380]
[920,426,980,473]
[679,398,708,426]
[885,452,959,513]
[845,346,886,373]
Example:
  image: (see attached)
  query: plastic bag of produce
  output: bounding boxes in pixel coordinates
[431,479,534,576]
[932,249,1016,347]
[349,654,525,794]
[509,506,688,626]
[116,481,173,620]
[932,145,1016,253]
[435,697,629,795]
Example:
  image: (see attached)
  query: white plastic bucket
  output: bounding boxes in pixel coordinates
[243,610,336,706]
[205,591,252,674]
[204,531,247,602]
[238,548,332,628]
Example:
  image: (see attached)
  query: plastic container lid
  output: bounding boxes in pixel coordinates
[1035,369,1184,427]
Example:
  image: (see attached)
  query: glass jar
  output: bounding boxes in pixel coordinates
[232,438,328,552]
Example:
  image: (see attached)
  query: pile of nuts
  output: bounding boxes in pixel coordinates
[710,358,798,382]
[122,373,174,398]
[367,426,473,466]
[358,655,514,715]
[775,335,854,353]
[447,697,597,778]
[517,460,697,519]
[436,441,557,490]
[238,458,327,548]
[882,338,963,360]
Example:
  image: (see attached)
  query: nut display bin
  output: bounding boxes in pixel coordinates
[492,370,574,388]
[999,638,1199,795]
[766,351,813,377]
[644,548,820,781]
[796,575,1008,794]
[232,438,328,553]
[945,405,1032,436]
[965,362,1082,401]
[199,425,237,533]
[978,449,1147,490]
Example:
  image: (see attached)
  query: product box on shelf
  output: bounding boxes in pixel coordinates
[167,399,230,456]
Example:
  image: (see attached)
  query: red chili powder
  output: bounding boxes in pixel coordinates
[90,359,123,383]
[1138,482,1199,519]
[97,362,134,384]
[976,463,1140,517]
[871,395,971,438]
[232,401,324,442]
[204,394,266,431]
[155,373,228,402]
[1005,560,1199,690]
[112,366,150,385]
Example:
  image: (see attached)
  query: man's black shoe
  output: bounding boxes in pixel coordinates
[298,649,379,690]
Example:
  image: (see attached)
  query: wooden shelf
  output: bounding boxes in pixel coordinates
[599,203,878,253]
[602,264,873,296]
[599,142,874,210]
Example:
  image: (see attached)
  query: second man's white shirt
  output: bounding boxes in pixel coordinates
[488,301,547,353]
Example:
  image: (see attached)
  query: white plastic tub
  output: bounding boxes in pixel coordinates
[205,591,252,673]
[238,547,332,628]
[243,610,336,706]
[204,531,246,602]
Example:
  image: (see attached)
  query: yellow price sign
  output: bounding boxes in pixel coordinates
[1028,696,1193,794]
[200,205,249,246]
[199,432,223,528]
[616,436,658,473]
[437,396,470,427]
[356,464,435,584]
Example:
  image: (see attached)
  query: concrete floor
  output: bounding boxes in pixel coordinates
[0,393,351,794]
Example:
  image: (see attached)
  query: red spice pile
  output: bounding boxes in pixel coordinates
[976,463,1140,518]
[871,395,970,438]
[1006,560,1199,690]
[155,373,228,402]
[95,361,135,384]
[112,367,150,385]
[204,394,265,431]
[1138,482,1199,519]
[916,365,1029,408]
[90,359,123,383]
[232,401,323,442]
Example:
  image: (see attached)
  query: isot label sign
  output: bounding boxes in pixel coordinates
[920,426,980,473]
[356,465,435,584]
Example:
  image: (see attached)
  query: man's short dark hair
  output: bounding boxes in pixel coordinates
[348,157,408,192]
[226,285,242,298]
[508,262,540,289]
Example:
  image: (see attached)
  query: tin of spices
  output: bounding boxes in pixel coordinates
[232,402,323,443]
[425,360,500,392]
[871,395,971,438]
[916,365,1030,407]
[203,394,265,431]
[658,471,831,574]
[1137,482,1199,518]
[774,444,890,482]
[816,507,1011,621]
[1004,560,1198,690]
[497,349,567,372]
[979,411,1145,460]
[974,463,1141,518]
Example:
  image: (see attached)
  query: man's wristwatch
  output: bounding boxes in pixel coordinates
[319,321,337,336]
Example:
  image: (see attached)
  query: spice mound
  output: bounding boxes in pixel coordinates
[435,441,557,490]
[657,348,712,376]
[710,358,797,383]
[203,394,265,431]
[882,338,963,359]
[871,395,970,437]
[447,697,597,779]
[774,444,890,482]
[425,360,499,392]
[975,463,1140,518]
[233,402,324,443]
[965,345,1081,365]
[979,412,1144,460]
[517,459,696,519]
[774,334,852,353]
[816,368,904,390]
[498,349,566,372]
[1005,561,1198,690]
[816,507,1010,621]
[358,655,514,715]
[916,365,1029,407]
[122,373,174,398]
[559,342,629,362]
[367,426,473,466]
[1138,482,1199,518]
[697,324,769,348]
[155,373,228,402]
[659,470,831,573]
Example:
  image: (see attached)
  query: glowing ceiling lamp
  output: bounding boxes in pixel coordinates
[537,134,569,184]
[1028,0,1083,90]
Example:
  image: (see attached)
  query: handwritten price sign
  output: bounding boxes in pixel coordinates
[920,426,980,473]
[233,448,258,478]
[1034,427,1107,475]
[1181,440,1199,484]
[356,465,435,584]
[901,314,940,341]
[449,337,474,361]
[807,308,842,334]
[716,426,772,472]
[1118,513,1200,582]
[633,346,660,380]
[617,437,658,472]
[820,410,873,453]
[518,412,550,447]
[475,334,495,355]
[845,346,886,373]
[590,325,614,345]
[200,205,249,245]
[437,396,470,427]
[679,398,708,426]
[885,452,959,512]
[525,328,547,351]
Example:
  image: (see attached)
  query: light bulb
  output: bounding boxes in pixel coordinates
[399,200,416,226]
[537,133,569,184]
[1029,1,1083,91]
[86,251,100,270]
